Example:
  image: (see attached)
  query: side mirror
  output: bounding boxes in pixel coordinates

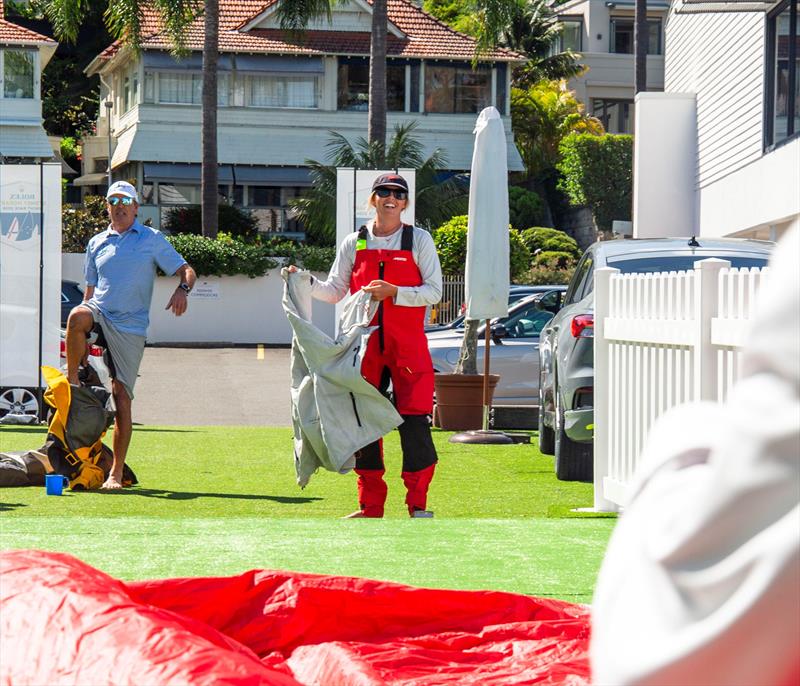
[490,324,508,344]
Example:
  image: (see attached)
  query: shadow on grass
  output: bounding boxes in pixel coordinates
[107,487,321,504]
[546,504,618,519]
[0,502,28,512]
[0,426,47,433]
[131,427,200,433]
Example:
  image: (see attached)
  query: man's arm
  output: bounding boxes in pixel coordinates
[83,286,95,302]
[165,263,197,316]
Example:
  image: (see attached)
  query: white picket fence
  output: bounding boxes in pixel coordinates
[593,259,769,511]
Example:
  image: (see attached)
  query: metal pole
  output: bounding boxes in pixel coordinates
[482,318,491,430]
[105,99,113,186]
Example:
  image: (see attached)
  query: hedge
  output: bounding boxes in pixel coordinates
[432,215,532,283]
[162,204,259,240]
[556,133,632,233]
[518,227,580,263]
[508,186,545,230]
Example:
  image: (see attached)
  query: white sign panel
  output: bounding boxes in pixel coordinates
[0,164,62,388]
[190,281,220,299]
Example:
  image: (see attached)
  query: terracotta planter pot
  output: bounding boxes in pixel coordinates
[433,373,500,431]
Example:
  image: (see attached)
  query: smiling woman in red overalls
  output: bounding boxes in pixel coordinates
[295,173,443,518]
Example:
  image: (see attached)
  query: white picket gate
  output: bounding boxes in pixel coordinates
[593,259,769,511]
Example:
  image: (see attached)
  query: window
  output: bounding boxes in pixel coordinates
[610,18,661,55]
[248,75,318,108]
[559,19,583,52]
[564,254,593,306]
[766,1,799,147]
[158,184,200,204]
[592,98,633,133]
[249,186,281,207]
[2,49,35,99]
[424,63,492,114]
[158,72,202,104]
[501,303,554,338]
[337,59,406,111]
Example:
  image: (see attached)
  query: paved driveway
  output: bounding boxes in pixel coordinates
[132,347,292,426]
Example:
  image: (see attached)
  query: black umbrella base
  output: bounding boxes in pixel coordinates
[449,430,514,444]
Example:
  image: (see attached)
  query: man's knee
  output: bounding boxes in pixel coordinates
[66,307,93,333]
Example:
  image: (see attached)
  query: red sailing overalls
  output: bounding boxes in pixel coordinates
[350,225,438,517]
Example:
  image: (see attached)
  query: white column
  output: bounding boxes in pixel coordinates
[692,258,728,402]
[593,267,620,512]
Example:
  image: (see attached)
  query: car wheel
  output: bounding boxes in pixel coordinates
[538,405,555,455]
[537,367,555,455]
[554,390,593,482]
[0,388,40,423]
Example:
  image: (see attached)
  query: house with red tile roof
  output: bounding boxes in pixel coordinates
[77,0,525,233]
[0,2,57,161]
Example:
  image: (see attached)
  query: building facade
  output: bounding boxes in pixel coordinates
[78,0,525,233]
[633,0,799,240]
[552,0,668,133]
[0,6,56,162]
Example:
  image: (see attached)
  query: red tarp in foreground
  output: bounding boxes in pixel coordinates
[0,550,591,685]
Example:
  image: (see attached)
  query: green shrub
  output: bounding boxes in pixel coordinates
[60,136,80,169]
[556,133,632,233]
[61,195,108,252]
[296,244,336,272]
[166,233,277,278]
[162,204,259,241]
[522,265,575,286]
[534,250,574,269]
[518,227,581,263]
[433,215,532,283]
[508,186,545,230]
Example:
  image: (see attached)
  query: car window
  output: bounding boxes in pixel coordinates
[578,260,595,300]
[501,304,553,338]
[608,255,769,274]
[537,290,562,313]
[564,254,592,305]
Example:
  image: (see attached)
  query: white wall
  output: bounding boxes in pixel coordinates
[698,137,800,239]
[633,92,697,238]
[665,8,764,189]
[62,254,334,344]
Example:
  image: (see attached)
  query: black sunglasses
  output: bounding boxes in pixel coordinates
[108,197,135,206]
[375,188,408,200]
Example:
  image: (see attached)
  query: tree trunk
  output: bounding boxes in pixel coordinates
[368,0,387,160]
[634,0,648,95]
[455,319,480,375]
[201,0,219,239]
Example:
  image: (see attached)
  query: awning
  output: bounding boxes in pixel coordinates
[73,172,108,187]
[0,124,54,159]
[142,51,233,70]
[234,55,324,74]
[143,162,234,184]
[233,166,311,185]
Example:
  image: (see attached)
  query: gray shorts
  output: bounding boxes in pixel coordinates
[79,302,145,400]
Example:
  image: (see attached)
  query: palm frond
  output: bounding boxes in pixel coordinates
[276,0,335,37]
[42,0,89,43]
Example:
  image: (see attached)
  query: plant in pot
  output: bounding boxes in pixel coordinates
[432,216,532,430]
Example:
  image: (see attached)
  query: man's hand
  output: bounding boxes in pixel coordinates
[362,280,398,302]
[166,288,188,316]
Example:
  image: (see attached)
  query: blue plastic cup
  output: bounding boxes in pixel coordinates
[45,474,69,496]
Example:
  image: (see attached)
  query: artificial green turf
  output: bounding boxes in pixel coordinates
[0,426,616,602]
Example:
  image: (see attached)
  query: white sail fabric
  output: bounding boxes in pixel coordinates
[464,107,510,321]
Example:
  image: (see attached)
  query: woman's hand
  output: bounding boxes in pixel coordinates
[362,280,398,301]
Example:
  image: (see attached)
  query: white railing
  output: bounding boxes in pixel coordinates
[432,274,465,325]
[593,259,769,511]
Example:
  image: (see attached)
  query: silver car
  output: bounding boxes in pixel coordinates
[539,236,773,482]
[427,288,565,406]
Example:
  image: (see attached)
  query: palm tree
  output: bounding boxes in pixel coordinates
[44,0,221,238]
[291,122,468,244]
[497,0,585,87]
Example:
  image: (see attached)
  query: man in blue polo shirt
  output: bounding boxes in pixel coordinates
[65,181,196,489]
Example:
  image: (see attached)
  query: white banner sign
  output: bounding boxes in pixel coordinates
[0,164,62,388]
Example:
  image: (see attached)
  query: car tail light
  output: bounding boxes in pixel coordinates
[570,314,594,338]
[59,340,103,358]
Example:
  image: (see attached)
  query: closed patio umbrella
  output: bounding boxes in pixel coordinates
[451,107,512,444]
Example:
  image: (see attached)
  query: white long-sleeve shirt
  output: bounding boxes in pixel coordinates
[310,224,442,308]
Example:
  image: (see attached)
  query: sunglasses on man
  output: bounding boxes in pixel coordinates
[108,197,135,206]
[375,188,408,200]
